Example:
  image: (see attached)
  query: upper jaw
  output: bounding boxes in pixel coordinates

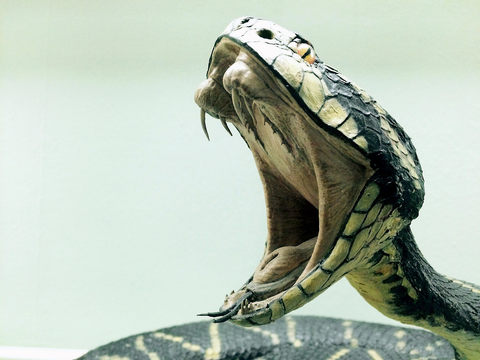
[195,16,308,123]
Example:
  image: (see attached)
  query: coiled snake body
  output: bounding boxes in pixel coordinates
[80,18,480,360]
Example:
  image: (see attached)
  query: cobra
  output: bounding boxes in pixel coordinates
[80,17,479,360]
[194,17,480,359]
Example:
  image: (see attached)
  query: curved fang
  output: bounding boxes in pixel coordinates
[220,117,233,136]
[200,108,210,141]
[198,291,253,323]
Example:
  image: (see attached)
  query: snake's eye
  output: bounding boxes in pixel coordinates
[288,41,315,64]
[296,43,315,64]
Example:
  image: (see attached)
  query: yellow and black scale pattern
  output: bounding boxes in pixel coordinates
[79,316,455,359]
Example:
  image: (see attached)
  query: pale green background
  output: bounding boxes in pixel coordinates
[1,0,479,351]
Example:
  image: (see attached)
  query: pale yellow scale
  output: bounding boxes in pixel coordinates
[342,320,359,348]
[353,136,369,151]
[318,98,349,127]
[272,55,306,90]
[446,277,480,295]
[204,323,222,360]
[326,348,351,360]
[367,349,384,360]
[393,330,407,350]
[134,335,161,360]
[337,116,359,139]
[285,316,303,347]
[245,326,281,345]
[99,356,130,360]
[299,267,330,295]
[154,331,203,353]
[136,329,206,359]
[299,71,325,113]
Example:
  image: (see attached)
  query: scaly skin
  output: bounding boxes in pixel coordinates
[80,316,455,359]
[194,17,480,359]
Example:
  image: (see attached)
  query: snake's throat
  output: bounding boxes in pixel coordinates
[195,33,375,324]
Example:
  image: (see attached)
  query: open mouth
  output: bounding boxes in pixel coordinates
[194,20,375,325]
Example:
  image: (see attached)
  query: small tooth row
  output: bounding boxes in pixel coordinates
[240,297,253,313]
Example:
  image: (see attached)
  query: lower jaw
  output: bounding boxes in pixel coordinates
[247,262,308,301]
[221,256,317,316]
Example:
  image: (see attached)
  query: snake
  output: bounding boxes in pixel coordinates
[79,17,480,360]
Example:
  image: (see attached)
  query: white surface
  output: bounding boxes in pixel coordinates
[0,347,86,360]
[1,0,479,351]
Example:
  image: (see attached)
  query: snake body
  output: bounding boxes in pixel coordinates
[80,18,480,359]
[81,316,455,359]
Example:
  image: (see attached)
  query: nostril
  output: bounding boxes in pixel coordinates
[257,29,275,39]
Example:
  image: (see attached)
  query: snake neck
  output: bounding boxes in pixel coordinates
[346,227,480,360]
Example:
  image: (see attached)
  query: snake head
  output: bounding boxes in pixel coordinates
[195,17,425,326]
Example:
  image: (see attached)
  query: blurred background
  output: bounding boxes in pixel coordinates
[1,0,479,355]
